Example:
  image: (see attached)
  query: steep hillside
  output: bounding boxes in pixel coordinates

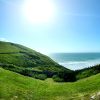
[0,41,60,68]
[1,41,100,82]
[0,41,71,81]
[0,68,100,100]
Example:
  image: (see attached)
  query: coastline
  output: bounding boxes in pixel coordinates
[59,59,100,70]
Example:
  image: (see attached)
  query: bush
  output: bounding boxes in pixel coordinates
[57,71,76,82]
[0,64,23,73]
[20,69,34,77]
[34,74,47,80]
[52,75,64,82]
[75,65,100,80]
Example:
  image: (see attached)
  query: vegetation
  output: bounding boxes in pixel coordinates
[34,74,47,80]
[52,75,64,82]
[0,41,100,99]
[1,63,100,82]
[0,41,100,82]
[0,41,72,81]
[0,41,61,68]
[0,68,100,100]
[75,64,100,80]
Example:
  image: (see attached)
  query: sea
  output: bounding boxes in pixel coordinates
[49,53,100,70]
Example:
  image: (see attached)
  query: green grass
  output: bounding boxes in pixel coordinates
[0,41,72,82]
[0,68,100,100]
[0,41,69,71]
[0,41,100,82]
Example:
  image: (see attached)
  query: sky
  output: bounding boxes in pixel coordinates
[0,0,100,54]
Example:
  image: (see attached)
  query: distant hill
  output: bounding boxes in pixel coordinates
[0,67,100,100]
[0,41,72,81]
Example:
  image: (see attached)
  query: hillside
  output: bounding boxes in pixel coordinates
[0,41,60,68]
[0,41,100,82]
[0,41,100,100]
[0,68,100,100]
[0,41,72,81]
[75,64,100,80]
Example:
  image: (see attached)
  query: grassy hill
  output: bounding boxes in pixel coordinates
[0,68,100,100]
[0,41,100,82]
[75,64,100,80]
[0,41,72,81]
[0,41,61,68]
[0,41,100,99]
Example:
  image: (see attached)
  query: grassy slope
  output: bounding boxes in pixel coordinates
[0,41,57,66]
[0,68,100,100]
[0,41,69,72]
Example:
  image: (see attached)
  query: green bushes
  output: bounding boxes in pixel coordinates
[75,64,100,80]
[0,63,100,82]
[55,71,76,82]
[0,64,48,80]
[53,64,100,82]
[52,75,64,82]
[76,70,93,80]
[34,74,47,80]
[20,69,34,77]
[0,64,23,73]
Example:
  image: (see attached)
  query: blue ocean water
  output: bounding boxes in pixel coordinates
[49,53,100,70]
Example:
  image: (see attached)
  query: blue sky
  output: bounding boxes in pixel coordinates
[0,0,100,54]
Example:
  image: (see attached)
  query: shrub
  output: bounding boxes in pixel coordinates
[34,74,47,80]
[20,69,33,77]
[57,71,76,82]
[0,64,23,73]
[52,75,64,82]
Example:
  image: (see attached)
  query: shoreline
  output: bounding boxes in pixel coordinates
[59,59,100,70]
